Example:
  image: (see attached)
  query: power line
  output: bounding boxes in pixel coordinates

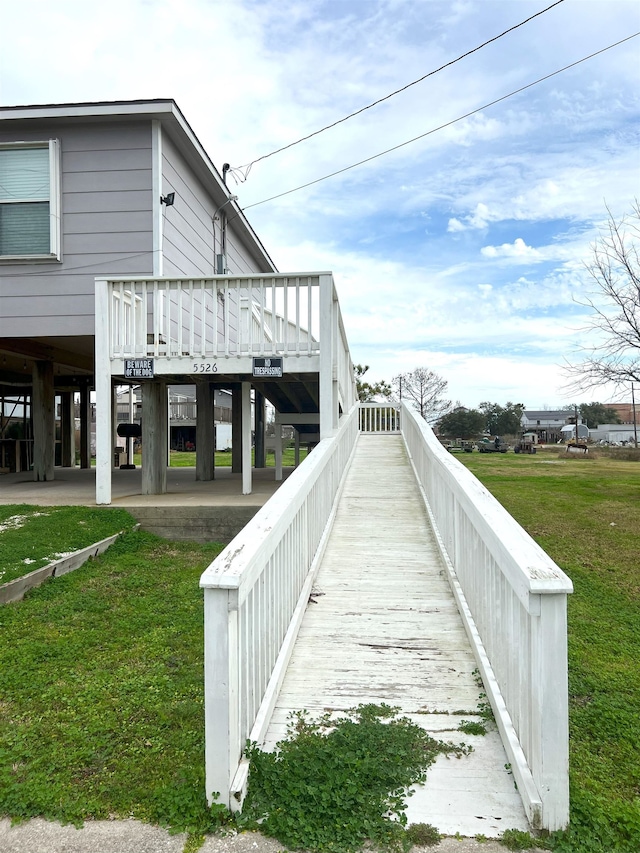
[240,32,640,213]
[228,0,566,181]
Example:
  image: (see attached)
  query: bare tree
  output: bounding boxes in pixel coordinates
[392,367,451,423]
[566,202,640,392]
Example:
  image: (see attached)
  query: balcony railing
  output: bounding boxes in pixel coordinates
[103,274,321,360]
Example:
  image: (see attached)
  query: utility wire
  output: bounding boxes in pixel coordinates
[229,0,566,181]
[240,32,640,213]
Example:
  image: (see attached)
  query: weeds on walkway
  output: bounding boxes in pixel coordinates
[238,703,471,852]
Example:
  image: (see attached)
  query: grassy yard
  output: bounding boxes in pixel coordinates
[0,529,226,840]
[458,448,640,851]
[0,505,137,585]
[134,446,308,468]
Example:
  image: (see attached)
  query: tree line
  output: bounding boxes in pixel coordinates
[356,365,622,438]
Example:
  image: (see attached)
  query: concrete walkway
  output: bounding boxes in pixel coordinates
[0,465,288,508]
[265,434,529,838]
[0,818,512,853]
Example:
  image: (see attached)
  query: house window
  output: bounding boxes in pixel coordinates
[0,140,61,260]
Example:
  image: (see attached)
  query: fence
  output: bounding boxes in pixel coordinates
[401,403,572,831]
[200,406,359,808]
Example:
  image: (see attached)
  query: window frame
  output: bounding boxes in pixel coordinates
[0,139,61,262]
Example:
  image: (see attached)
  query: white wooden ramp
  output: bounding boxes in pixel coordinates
[264,434,529,837]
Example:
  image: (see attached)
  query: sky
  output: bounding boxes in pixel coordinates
[1,0,639,408]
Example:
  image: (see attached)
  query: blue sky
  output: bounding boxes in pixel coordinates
[2,0,639,407]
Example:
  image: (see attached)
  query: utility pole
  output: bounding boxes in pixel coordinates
[632,383,638,449]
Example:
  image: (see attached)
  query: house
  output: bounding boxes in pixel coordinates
[0,99,355,500]
[520,410,586,444]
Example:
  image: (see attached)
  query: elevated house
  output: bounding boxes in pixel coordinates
[0,100,355,501]
[520,410,586,444]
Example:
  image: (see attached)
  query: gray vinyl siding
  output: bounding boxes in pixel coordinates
[0,121,153,338]
[160,134,269,279]
[161,134,216,277]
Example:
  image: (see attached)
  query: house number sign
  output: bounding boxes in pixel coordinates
[192,362,218,373]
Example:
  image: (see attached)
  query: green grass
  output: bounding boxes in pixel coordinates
[0,529,227,838]
[126,446,309,468]
[0,505,137,585]
[458,449,640,852]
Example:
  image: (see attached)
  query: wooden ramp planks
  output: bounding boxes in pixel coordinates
[264,434,529,837]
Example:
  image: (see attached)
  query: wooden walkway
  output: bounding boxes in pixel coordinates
[264,434,529,837]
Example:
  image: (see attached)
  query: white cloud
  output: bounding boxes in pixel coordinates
[481,238,542,260]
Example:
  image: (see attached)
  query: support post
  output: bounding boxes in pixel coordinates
[79,381,91,469]
[60,391,75,467]
[112,385,119,469]
[274,415,283,482]
[242,381,252,495]
[142,380,168,495]
[32,360,55,482]
[254,391,266,468]
[196,379,215,481]
[231,385,242,474]
[294,429,300,467]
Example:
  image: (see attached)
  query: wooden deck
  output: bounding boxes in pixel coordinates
[264,434,530,837]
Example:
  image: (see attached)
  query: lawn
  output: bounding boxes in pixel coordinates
[0,505,137,585]
[458,448,640,851]
[0,529,226,840]
[134,447,308,468]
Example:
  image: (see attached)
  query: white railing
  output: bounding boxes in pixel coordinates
[200,406,359,808]
[359,402,401,433]
[401,403,572,832]
[105,274,321,359]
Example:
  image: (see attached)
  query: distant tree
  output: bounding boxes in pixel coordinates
[565,201,640,392]
[392,368,451,423]
[354,364,391,402]
[437,407,486,438]
[579,402,622,428]
[479,401,525,436]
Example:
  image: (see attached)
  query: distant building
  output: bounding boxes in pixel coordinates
[602,403,637,424]
[589,423,638,445]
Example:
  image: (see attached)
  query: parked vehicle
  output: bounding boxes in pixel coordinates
[477,437,509,453]
[514,436,537,454]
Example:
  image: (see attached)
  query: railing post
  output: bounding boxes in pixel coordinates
[319,274,335,440]
[204,586,240,808]
[95,278,112,505]
[530,593,571,830]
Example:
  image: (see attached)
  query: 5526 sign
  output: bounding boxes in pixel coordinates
[192,362,218,373]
